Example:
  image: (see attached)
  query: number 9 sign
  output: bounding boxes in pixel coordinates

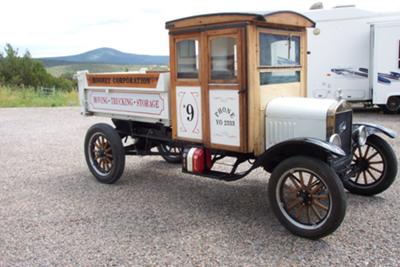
[176,86,202,140]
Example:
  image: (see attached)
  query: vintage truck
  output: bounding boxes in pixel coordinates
[77,11,398,239]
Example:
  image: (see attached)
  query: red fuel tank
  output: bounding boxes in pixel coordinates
[183,147,212,174]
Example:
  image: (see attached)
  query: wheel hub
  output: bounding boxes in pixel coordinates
[298,190,312,205]
[98,149,105,158]
[355,158,369,171]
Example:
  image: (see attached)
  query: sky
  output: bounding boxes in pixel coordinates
[1,0,400,57]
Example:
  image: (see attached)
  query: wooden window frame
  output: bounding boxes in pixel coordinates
[207,28,243,85]
[209,35,239,84]
[174,35,201,84]
[257,29,304,86]
[257,29,302,70]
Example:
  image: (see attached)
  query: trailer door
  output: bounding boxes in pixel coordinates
[371,22,400,107]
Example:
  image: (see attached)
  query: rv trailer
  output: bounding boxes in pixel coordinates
[304,7,400,113]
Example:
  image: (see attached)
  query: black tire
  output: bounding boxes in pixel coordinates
[268,156,346,239]
[84,123,125,184]
[379,96,400,114]
[157,144,183,164]
[344,134,398,196]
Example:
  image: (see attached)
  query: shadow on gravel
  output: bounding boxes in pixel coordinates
[44,158,394,249]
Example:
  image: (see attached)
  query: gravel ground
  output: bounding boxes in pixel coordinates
[0,107,399,266]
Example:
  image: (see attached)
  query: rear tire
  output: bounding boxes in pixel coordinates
[268,156,346,239]
[84,123,125,184]
[379,96,400,114]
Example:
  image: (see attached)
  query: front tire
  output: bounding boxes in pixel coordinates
[344,134,398,196]
[268,156,346,239]
[84,123,125,184]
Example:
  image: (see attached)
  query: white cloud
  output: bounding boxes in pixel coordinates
[1,0,399,57]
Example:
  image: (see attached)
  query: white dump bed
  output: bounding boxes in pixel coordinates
[77,71,170,125]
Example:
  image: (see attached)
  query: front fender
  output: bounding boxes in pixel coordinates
[254,138,346,173]
[352,123,397,139]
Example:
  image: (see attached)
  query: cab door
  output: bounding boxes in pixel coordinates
[171,34,204,142]
[170,28,247,152]
[205,28,247,152]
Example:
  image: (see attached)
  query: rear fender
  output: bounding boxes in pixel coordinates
[254,138,346,173]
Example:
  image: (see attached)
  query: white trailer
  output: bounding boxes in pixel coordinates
[304,7,400,113]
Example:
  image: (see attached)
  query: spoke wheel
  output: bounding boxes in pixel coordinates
[157,144,183,163]
[89,134,114,175]
[84,123,125,184]
[344,134,397,196]
[268,156,346,239]
[278,170,331,228]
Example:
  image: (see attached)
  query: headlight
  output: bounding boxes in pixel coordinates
[329,133,342,147]
[353,125,367,146]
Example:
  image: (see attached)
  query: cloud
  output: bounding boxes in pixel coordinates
[1,0,399,57]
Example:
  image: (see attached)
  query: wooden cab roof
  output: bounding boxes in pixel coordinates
[165,11,315,30]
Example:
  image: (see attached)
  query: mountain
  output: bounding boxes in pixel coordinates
[39,48,169,67]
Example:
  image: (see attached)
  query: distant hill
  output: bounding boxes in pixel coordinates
[46,64,169,77]
[39,48,169,67]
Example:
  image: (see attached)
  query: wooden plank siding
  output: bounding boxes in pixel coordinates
[166,11,314,155]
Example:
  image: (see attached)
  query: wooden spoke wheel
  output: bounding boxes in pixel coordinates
[279,170,331,227]
[157,144,183,164]
[344,134,397,196]
[89,134,114,175]
[268,156,346,239]
[84,123,125,184]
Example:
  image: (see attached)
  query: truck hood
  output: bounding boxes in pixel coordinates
[266,97,338,120]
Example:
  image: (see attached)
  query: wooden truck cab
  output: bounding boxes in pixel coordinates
[166,12,314,155]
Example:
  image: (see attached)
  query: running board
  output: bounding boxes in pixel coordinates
[182,169,253,181]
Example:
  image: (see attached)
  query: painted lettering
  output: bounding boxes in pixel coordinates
[93,96,108,104]
[214,106,236,119]
[111,97,133,106]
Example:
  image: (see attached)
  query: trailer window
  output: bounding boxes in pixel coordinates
[177,40,199,79]
[210,37,237,80]
[259,33,300,67]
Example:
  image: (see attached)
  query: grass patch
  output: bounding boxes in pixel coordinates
[0,86,79,107]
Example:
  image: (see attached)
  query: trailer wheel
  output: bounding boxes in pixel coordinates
[268,156,346,239]
[380,96,400,114]
[157,144,183,163]
[84,123,125,184]
[344,134,397,196]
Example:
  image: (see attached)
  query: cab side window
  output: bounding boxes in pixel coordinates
[210,37,237,80]
[177,39,199,79]
[259,33,301,85]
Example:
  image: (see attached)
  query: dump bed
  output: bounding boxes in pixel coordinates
[77,71,170,125]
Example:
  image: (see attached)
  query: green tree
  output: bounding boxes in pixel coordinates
[0,51,4,84]
[0,44,75,91]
